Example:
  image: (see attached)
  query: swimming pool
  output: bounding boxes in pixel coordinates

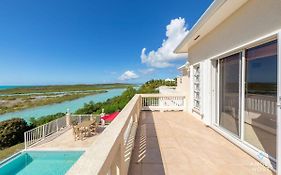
[0,151,84,175]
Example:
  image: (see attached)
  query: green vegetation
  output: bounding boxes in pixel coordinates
[75,79,176,114]
[29,113,66,127]
[0,143,24,161]
[247,82,277,95]
[0,118,29,149]
[75,86,137,114]
[0,84,132,95]
[138,79,176,93]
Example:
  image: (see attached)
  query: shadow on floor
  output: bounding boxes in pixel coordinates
[128,112,165,175]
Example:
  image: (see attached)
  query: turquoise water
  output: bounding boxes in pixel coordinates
[0,89,125,122]
[0,86,21,90]
[0,151,84,175]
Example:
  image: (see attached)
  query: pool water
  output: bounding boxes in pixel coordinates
[0,151,84,175]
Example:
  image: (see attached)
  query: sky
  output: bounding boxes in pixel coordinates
[0,0,213,85]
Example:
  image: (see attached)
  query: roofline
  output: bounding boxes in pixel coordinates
[177,62,189,70]
[174,0,248,54]
[174,0,226,54]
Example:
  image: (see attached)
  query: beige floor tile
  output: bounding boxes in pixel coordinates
[129,112,275,175]
[142,164,165,175]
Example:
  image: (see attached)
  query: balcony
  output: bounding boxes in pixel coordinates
[25,94,274,175]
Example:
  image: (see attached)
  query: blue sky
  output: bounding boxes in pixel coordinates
[0,0,213,85]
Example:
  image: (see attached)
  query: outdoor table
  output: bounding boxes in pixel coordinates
[76,120,95,129]
[75,120,96,140]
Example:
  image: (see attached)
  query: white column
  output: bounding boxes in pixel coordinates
[277,32,281,175]
[66,108,71,126]
[116,142,125,175]
[189,66,194,113]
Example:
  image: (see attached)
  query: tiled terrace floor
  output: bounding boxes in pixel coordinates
[129,111,275,175]
[30,127,104,150]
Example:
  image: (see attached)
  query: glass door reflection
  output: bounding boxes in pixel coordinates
[219,53,241,136]
[244,40,277,159]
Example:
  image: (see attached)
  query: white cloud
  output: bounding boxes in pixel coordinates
[139,68,155,75]
[141,17,188,68]
[118,70,139,81]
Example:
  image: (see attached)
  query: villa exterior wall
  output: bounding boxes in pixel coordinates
[176,75,189,96]
[188,0,281,65]
[187,0,281,125]
[185,0,281,172]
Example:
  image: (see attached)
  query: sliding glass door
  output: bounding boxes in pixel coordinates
[219,53,241,136]
[217,39,278,160]
[244,40,277,159]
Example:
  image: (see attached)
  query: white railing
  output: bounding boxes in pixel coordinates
[24,116,67,149]
[24,114,99,149]
[141,94,186,111]
[246,95,276,116]
[224,93,277,116]
[67,93,186,175]
[70,114,96,125]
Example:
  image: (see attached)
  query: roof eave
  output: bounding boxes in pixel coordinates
[174,0,248,54]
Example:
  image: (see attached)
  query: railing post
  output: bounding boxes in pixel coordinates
[110,163,117,175]
[24,132,27,149]
[184,96,188,112]
[159,97,164,112]
[42,125,45,140]
[115,141,126,175]
[56,119,59,132]
[66,108,71,126]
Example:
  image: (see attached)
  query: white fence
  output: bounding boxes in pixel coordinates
[70,114,96,124]
[141,94,186,111]
[246,95,277,116]
[24,116,67,149]
[24,114,98,149]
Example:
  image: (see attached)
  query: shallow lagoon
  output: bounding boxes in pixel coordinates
[0,89,124,122]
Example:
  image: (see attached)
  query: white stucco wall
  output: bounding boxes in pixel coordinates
[176,75,189,95]
[188,0,281,65]
[185,0,281,171]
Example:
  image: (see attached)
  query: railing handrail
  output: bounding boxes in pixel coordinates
[67,94,142,175]
[140,93,185,97]
[24,115,68,149]
[70,114,96,117]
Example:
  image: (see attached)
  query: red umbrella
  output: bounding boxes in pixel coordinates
[101,111,120,122]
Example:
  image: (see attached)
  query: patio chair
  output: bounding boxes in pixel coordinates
[89,121,97,135]
[95,115,101,126]
[72,125,80,141]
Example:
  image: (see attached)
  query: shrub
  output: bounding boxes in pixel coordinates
[0,118,29,149]
[29,112,66,127]
[75,86,137,115]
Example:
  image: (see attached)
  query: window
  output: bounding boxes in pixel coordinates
[244,40,277,159]
[193,64,201,111]
[216,39,278,160]
[219,53,241,137]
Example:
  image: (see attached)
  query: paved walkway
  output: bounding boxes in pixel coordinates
[30,127,103,150]
[129,111,275,175]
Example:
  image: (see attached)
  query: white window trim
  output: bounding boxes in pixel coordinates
[192,63,201,113]
[276,31,281,175]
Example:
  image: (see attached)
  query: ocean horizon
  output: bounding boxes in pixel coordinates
[0,86,21,90]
